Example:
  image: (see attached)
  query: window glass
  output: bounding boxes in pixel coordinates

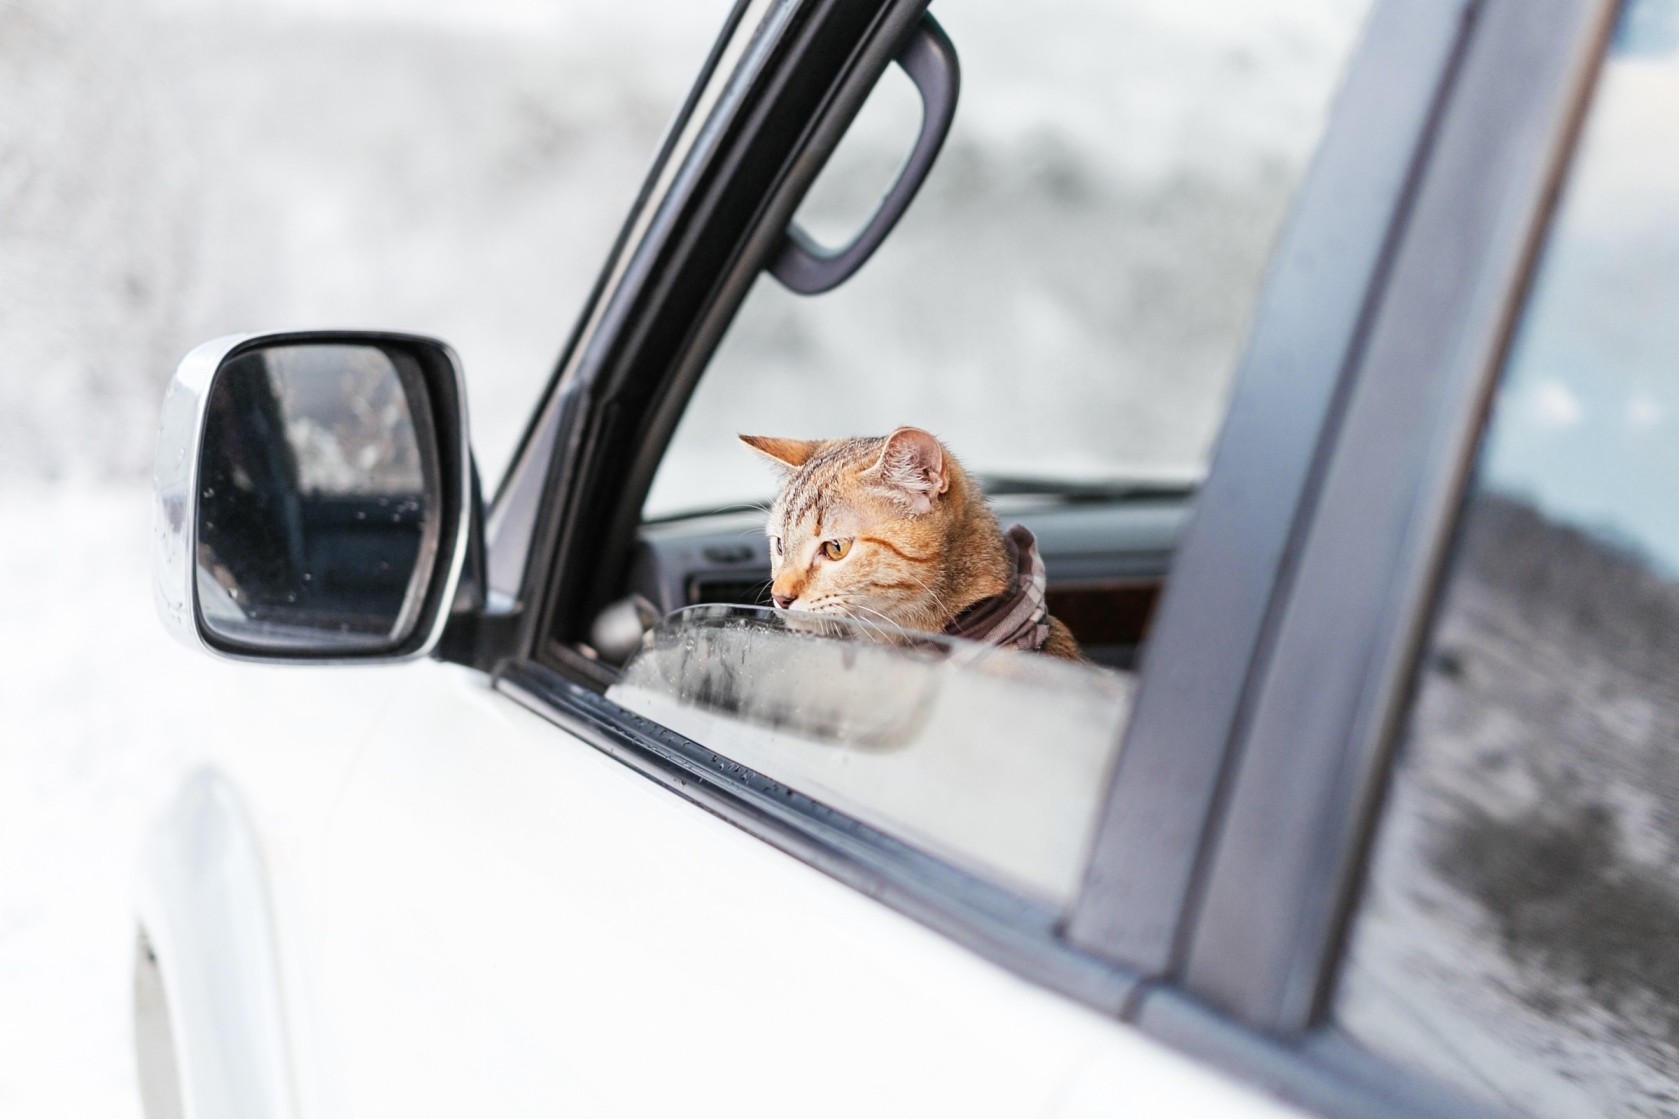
[609,606,1131,904]
[1335,4,1679,1113]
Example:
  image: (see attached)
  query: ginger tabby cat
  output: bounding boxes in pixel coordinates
[740,426,1083,659]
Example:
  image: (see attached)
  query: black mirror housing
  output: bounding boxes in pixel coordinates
[152,331,474,663]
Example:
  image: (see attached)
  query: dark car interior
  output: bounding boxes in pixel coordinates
[623,486,1191,670]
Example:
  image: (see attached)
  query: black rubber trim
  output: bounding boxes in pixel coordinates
[1132,987,1520,1119]
[769,12,959,294]
[494,658,1140,1015]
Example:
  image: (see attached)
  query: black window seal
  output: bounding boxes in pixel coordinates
[1134,988,1515,1119]
[1170,0,1620,1044]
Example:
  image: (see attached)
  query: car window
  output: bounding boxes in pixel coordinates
[1334,3,1679,1113]
[619,0,1376,909]
[644,0,1375,516]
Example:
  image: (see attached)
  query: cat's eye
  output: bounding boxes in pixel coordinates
[821,538,852,561]
[771,536,783,557]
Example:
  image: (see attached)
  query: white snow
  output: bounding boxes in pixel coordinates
[2,2,727,1110]
[0,484,235,1117]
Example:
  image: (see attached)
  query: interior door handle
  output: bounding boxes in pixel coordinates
[770,12,960,296]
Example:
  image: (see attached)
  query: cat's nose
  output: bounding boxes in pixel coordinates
[772,593,795,610]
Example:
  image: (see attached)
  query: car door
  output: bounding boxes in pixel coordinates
[1126,0,1669,1117]
[295,0,1574,1114]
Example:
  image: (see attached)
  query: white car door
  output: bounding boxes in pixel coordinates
[309,656,1304,1118]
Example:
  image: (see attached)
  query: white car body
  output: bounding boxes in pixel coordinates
[136,657,1303,1118]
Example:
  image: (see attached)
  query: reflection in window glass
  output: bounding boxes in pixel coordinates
[609,606,1131,906]
[1335,4,1679,1114]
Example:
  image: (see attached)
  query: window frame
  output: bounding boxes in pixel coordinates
[466,0,1571,1093]
[1129,0,1626,1116]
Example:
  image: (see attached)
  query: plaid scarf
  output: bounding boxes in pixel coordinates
[943,524,1050,652]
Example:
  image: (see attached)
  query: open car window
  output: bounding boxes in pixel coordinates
[644,0,1377,520]
[601,0,1381,905]
[609,605,1131,906]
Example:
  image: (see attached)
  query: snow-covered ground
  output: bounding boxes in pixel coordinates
[0,0,1367,1112]
[0,484,224,1116]
[3,2,722,1111]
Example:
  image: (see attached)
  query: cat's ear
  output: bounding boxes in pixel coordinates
[863,426,949,515]
[739,434,823,470]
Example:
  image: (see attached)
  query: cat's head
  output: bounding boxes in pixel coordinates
[739,426,1003,632]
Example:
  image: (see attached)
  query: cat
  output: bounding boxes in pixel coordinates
[739,425,1084,660]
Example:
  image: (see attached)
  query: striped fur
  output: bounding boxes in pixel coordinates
[740,427,1084,659]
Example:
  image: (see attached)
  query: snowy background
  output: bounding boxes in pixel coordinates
[0,0,1367,1113]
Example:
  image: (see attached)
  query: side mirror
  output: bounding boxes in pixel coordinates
[152,331,473,662]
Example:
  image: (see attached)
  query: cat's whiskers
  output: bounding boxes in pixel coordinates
[840,601,903,633]
[892,567,956,624]
[802,593,895,631]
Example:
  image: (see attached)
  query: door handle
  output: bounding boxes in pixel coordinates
[770,12,960,295]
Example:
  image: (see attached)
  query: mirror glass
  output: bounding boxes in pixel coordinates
[195,342,440,652]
